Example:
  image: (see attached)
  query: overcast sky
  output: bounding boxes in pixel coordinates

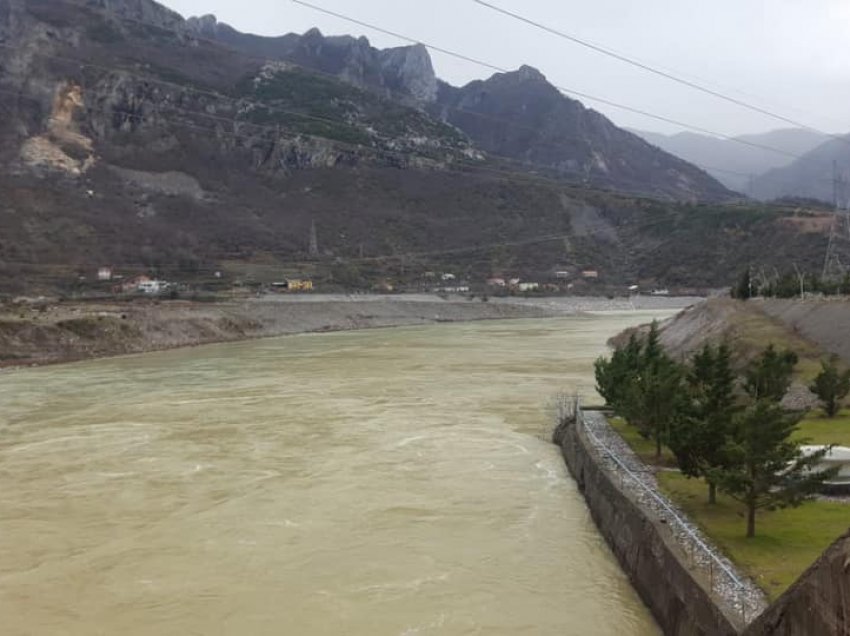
[160,0,850,137]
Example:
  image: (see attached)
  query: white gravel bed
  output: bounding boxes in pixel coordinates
[580,411,769,623]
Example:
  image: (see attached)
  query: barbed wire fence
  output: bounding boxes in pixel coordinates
[554,395,767,625]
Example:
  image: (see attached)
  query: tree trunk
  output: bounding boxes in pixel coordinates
[826,399,837,418]
[708,481,716,505]
[746,503,756,538]
[655,435,662,462]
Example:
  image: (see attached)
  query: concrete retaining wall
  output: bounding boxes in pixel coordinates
[743,530,850,636]
[556,417,739,636]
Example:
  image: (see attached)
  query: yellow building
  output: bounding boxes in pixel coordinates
[286,279,314,292]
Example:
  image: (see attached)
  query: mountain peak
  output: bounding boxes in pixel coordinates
[186,14,219,36]
[515,65,547,83]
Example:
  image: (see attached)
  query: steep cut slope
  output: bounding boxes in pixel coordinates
[435,68,734,202]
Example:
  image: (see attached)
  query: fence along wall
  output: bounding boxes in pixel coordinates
[555,411,741,636]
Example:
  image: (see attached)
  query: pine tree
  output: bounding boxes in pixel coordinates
[733,268,752,299]
[743,344,798,402]
[669,343,738,503]
[619,322,684,460]
[595,333,642,410]
[717,400,837,537]
[810,356,850,418]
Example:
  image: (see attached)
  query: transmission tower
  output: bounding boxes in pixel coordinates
[822,161,850,280]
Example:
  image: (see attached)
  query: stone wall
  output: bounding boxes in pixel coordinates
[555,417,740,636]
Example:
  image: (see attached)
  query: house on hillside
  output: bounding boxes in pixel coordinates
[272,279,314,292]
[138,279,164,294]
[487,277,506,287]
[582,270,599,279]
[97,267,113,281]
[115,275,151,294]
[518,282,539,292]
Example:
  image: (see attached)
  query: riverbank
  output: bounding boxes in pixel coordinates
[555,409,753,635]
[0,294,699,368]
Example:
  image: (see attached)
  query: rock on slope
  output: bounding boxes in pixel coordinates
[181,8,734,202]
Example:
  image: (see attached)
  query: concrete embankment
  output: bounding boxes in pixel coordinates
[743,530,850,636]
[555,412,743,636]
[0,294,698,368]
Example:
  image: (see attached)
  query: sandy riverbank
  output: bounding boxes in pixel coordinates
[0,294,700,368]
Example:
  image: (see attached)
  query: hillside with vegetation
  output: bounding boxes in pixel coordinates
[0,0,835,296]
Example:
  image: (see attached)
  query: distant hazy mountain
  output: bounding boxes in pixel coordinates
[751,135,850,204]
[630,128,828,194]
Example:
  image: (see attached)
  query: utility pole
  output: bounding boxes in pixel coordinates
[309,219,319,258]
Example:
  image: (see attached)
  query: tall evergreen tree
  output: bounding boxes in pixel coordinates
[743,344,798,402]
[733,268,752,299]
[595,333,642,411]
[717,400,836,537]
[669,343,738,503]
[810,356,850,418]
[618,322,684,460]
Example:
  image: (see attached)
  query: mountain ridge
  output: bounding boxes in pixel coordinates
[0,0,833,296]
[631,127,829,194]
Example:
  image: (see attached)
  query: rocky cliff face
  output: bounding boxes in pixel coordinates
[0,0,820,295]
[185,15,438,104]
[434,66,734,202]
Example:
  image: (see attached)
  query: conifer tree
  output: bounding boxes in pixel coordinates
[810,357,850,418]
[669,343,737,503]
[717,400,836,537]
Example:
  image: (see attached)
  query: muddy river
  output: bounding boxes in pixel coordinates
[0,313,672,634]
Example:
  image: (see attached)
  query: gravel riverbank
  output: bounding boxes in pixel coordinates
[0,294,699,368]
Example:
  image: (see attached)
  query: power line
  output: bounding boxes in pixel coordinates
[0,11,796,188]
[290,0,801,160]
[0,44,717,197]
[472,0,845,143]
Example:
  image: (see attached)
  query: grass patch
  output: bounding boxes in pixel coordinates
[608,417,678,467]
[657,471,849,600]
[796,409,850,447]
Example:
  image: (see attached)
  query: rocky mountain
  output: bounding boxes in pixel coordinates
[185,15,438,104]
[0,0,829,295]
[750,135,850,204]
[181,11,734,202]
[631,128,828,194]
[434,68,732,202]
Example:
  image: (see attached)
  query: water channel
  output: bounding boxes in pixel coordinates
[0,312,673,634]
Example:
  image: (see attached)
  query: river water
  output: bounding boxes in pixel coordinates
[0,313,671,635]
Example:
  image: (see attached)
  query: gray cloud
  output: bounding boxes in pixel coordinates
[160,0,850,136]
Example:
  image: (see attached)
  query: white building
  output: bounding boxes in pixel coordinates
[138,280,165,294]
[97,267,113,281]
